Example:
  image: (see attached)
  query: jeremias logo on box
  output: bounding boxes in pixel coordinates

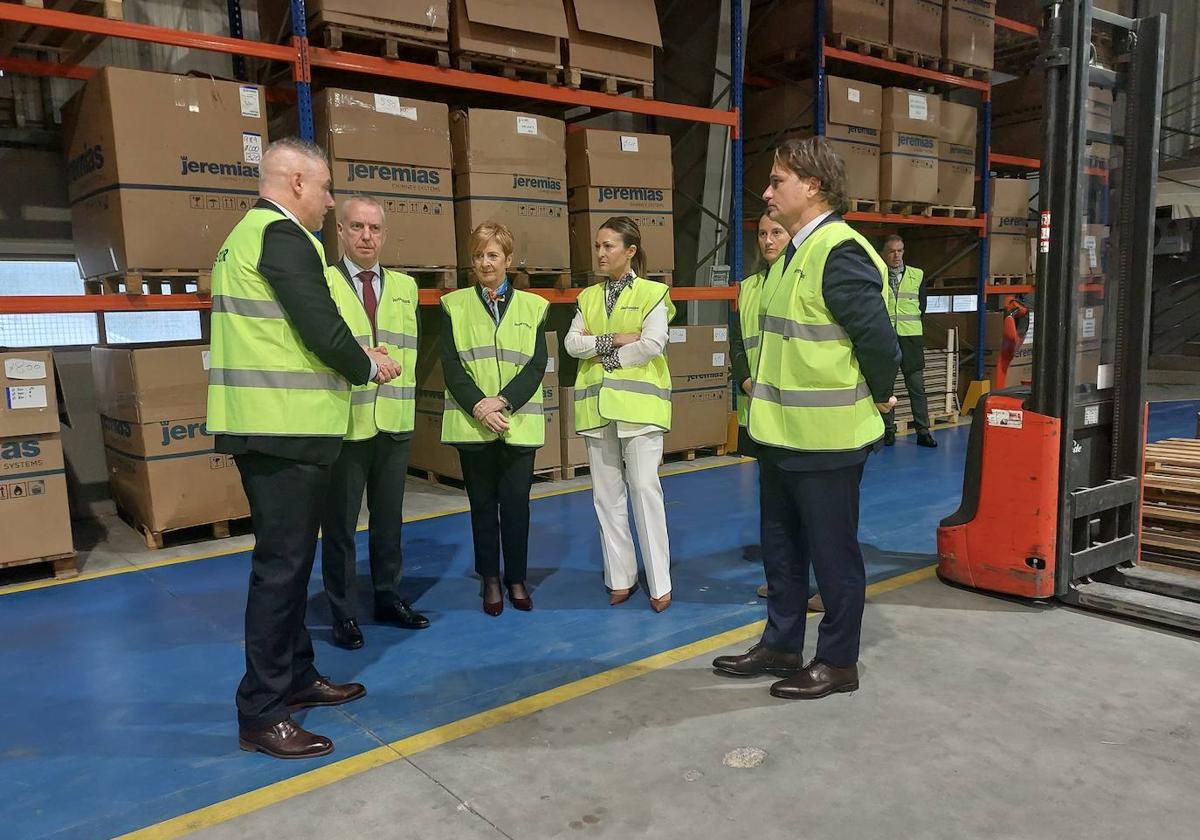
[346,162,441,185]
[0,439,40,460]
[847,126,879,138]
[597,187,666,204]
[159,420,210,447]
[996,217,1029,228]
[512,175,563,192]
[898,134,936,150]
[67,144,105,182]
[179,157,260,178]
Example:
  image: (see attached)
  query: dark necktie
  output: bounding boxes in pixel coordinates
[785,241,797,266]
[358,270,377,340]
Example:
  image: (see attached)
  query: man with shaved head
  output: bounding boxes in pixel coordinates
[208,137,402,760]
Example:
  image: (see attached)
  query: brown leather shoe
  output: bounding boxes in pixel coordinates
[286,676,366,711]
[609,583,638,606]
[649,592,672,613]
[770,660,859,700]
[712,643,802,678]
[238,718,333,760]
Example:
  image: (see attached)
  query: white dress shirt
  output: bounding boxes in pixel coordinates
[342,257,382,305]
[789,210,834,257]
[565,294,670,439]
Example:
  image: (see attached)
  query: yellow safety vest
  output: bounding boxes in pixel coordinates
[736,270,766,428]
[207,207,352,437]
[574,277,677,433]
[440,286,549,447]
[326,265,419,440]
[748,221,890,452]
[889,265,924,337]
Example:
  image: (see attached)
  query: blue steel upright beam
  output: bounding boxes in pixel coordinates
[291,0,314,141]
[730,0,744,282]
[814,0,826,135]
[226,0,246,81]
[976,94,992,381]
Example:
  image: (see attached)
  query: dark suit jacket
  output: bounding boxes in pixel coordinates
[755,213,902,472]
[216,199,373,465]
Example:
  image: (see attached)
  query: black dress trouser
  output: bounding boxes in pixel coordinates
[885,334,930,433]
[457,441,536,584]
[759,458,867,667]
[233,452,328,728]
[320,434,412,621]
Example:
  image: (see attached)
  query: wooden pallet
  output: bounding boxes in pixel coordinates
[881,201,934,217]
[750,33,891,73]
[987,274,1031,288]
[0,0,122,62]
[893,47,941,71]
[511,268,572,291]
[929,205,977,219]
[829,32,894,61]
[85,269,211,296]
[115,503,247,551]
[313,21,449,66]
[1141,438,1200,565]
[565,66,653,99]
[663,445,728,462]
[392,266,459,290]
[940,59,991,81]
[453,52,559,85]
[847,198,880,214]
[0,550,77,582]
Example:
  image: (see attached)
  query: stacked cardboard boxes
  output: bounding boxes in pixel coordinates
[750,0,890,59]
[891,330,959,427]
[563,0,661,86]
[942,0,995,70]
[989,177,1033,277]
[567,129,674,277]
[449,0,567,69]
[881,87,941,205]
[62,68,268,281]
[938,100,978,208]
[0,350,73,567]
[91,344,249,537]
[559,386,588,474]
[743,75,882,204]
[410,333,562,480]
[257,1,449,47]
[663,326,731,455]
[991,74,1114,159]
[313,89,455,270]
[893,0,944,59]
[451,109,569,271]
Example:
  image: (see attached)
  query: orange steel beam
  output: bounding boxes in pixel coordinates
[995,16,1039,37]
[0,55,95,81]
[0,3,299,63]
[824,46,990,92]
[307,47,741,132]
[845,212,987,228]
[991,152,1041,169]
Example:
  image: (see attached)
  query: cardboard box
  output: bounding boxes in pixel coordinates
[882,87,941,137]
[893,0,943,58]
[314,89,455,269]
[91,344,210,424]
[567,129,674,275]
[449,0,567,67]
[1,350,60,437]
[990,177,1031,234]
[0,433,73,563]
[992,79,1113,155]
[750,0,889,58]
[564,0,662,84]
[451,109,568,270]
[988,232,1031,275]
[881,132,939,204]
[938,161,976,207]
[258,1,449,44]
[662,388,729,454]
[62,68,268,279]
[666,325,731,391]
[942,0,995,71]
[940,101,978,153]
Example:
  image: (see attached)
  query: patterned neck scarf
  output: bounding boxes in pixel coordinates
[482,279,508,323]
[605,272,635,317]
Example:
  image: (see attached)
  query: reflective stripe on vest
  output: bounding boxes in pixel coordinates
[326,266,420,440]
[736,271,766,428]
[747,221,889,452]
[889,266,924,337]
[206,207,352,437]
[440,286,550,447]
[574,277,677,433]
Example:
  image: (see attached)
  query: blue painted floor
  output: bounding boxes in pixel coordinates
[2,400,1196,840]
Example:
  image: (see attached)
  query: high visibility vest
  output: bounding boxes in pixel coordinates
[748,221,890,452]
[326,266,419,441]
[888,265,924,337]
[207,207,352,437]
[735,270,766,428]
[574,277,677,433]
[440,286,549,447]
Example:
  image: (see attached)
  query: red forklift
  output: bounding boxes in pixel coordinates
[938,1,1200,630]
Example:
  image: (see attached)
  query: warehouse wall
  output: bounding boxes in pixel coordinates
[1138,0,1200,165]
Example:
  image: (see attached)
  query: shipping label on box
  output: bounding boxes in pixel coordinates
[453,171,569,269]
[0,350,60,438]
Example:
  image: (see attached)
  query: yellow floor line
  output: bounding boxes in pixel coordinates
[116,563,936,839]
[1,457,749,597]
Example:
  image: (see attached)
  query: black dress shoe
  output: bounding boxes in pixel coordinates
[770,660,859,700]
[712,643,802,678]
[287,675,366,710]
[239,718,333,760]
[331,618,364,650]
[883,430,896,446]
[916,431,938,448]
[375,599,430,629]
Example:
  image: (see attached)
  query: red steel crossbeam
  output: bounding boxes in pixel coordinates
[845,212,987,229]
[995,16,1039,38]
[0,55,95,81]
[824,46,990,92]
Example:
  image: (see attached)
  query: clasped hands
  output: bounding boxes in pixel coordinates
[365,346,401,384]
[472,396,510,434]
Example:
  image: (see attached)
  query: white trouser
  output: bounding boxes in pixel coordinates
[584,423,672,599]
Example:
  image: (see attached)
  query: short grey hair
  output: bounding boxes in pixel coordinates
[882,234,904,248]
[259,136,329,187]
[338,193,386,223]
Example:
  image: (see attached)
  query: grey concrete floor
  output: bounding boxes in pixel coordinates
[191,575,1200,840]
